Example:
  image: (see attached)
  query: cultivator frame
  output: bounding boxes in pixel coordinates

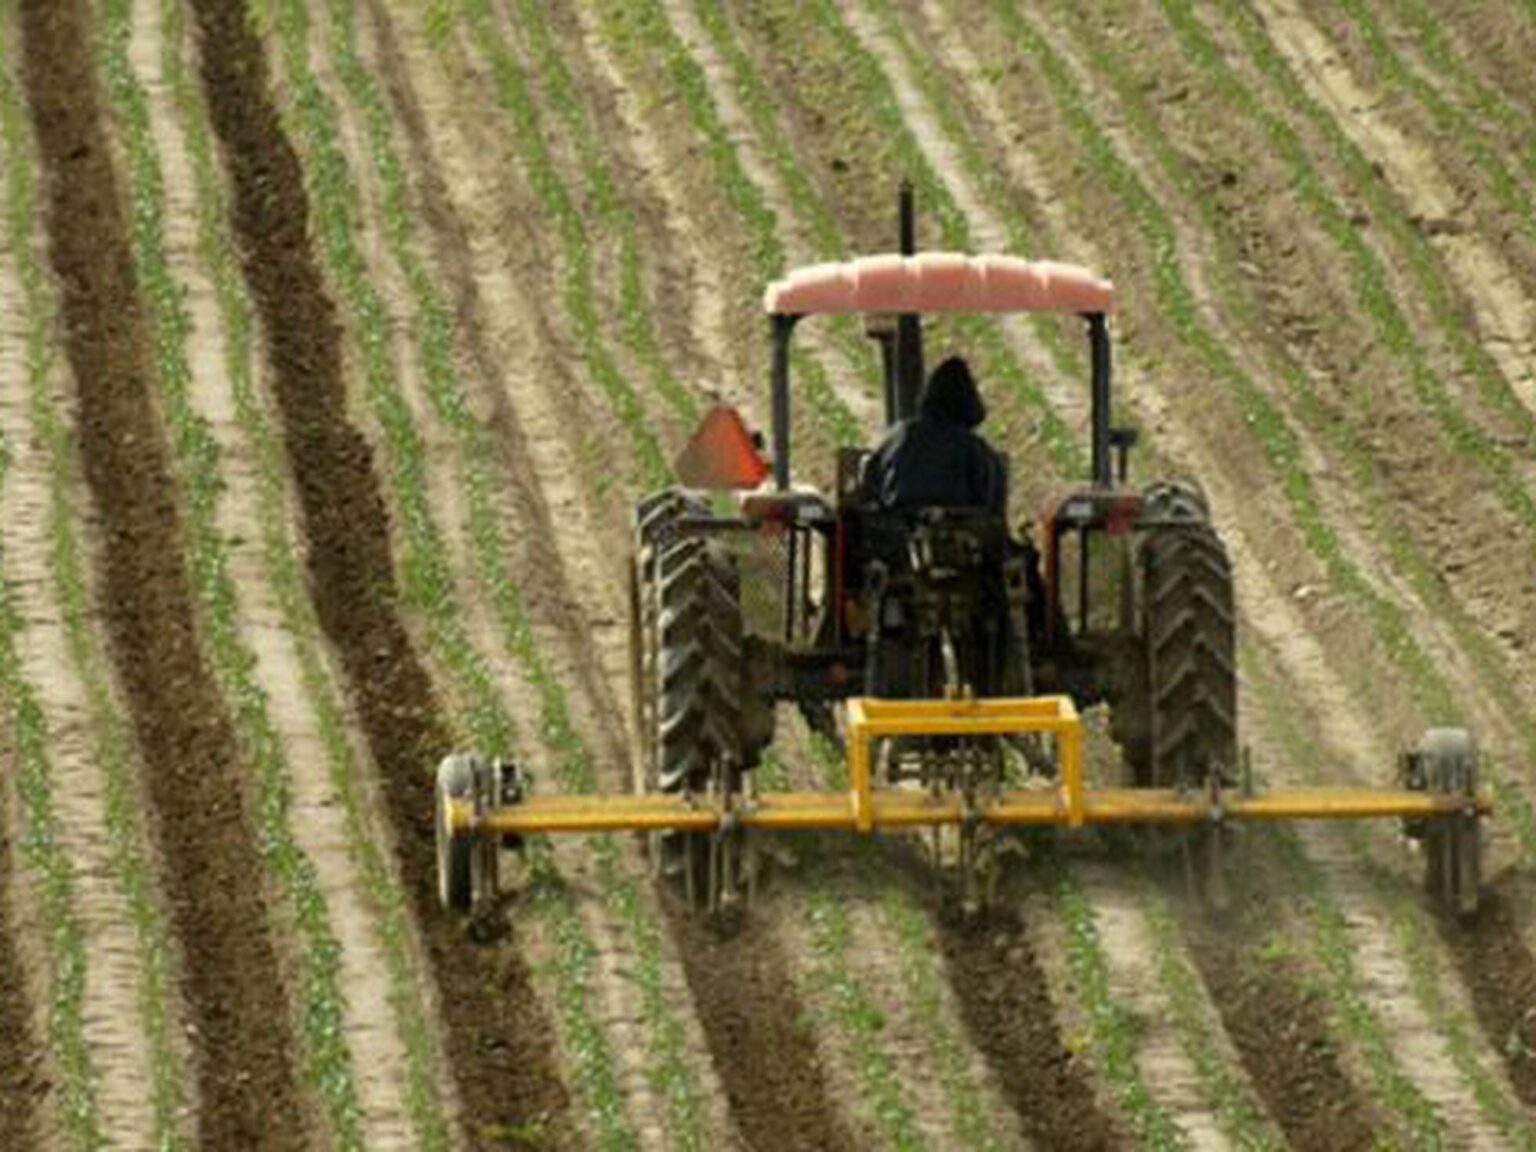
[435,699,1488,915]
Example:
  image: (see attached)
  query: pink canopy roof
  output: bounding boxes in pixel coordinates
[764,253,1114,316]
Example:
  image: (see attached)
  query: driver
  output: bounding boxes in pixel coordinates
[862,355,1006,514]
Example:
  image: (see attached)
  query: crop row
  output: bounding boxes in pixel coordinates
[161,0,457,1143]
[95,0,376,1140]
[260,0,685,1143]
[305,0,761,1142]
[0,23,107,1143]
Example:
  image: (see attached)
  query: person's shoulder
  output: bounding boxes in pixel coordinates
[961,425,1000,452]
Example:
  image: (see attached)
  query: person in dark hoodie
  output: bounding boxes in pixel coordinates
[862,355,1006,515]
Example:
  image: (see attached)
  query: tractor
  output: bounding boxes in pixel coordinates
[435,189,1484,919]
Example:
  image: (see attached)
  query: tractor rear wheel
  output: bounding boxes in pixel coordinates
[1124,519,1237,788]
[630,490,748,902]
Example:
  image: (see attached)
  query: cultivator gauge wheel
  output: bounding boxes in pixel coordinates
[434,753,508,914]
[436,754,475,913]
[1409,728,1481,918]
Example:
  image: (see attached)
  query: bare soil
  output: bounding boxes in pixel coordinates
[664,903,859,1151]
[186,0,571,1143]
[1445,883,1536,1107]
[18,1,305,1145]
[1178,868,1382,1151]
[940,900,1121,1150]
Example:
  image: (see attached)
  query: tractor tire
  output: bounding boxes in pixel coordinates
[1124,519,1236,788]
[630,490,747,898]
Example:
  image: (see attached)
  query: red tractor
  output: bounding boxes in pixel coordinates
[629,189,1235,908]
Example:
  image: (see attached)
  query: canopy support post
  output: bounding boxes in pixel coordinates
[771,313,798,489]
[1089,313,1112,488]
[895,182,924,422]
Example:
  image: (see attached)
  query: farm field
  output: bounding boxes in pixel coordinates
[1,0,1536,1148]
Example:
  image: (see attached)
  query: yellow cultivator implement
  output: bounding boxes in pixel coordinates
[435,188,1488,922]
[436,697,1487,916]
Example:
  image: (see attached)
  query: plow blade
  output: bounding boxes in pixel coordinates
[436,696,1488,914]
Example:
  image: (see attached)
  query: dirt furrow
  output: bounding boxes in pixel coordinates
[1178,880,1385,1150]
[1445,887,1536,1110]
[940,898,1121,1150]
[1300,829,1514,1143]
[18,1,307,1144]
[1243,639,1536,1140]
[365,6,863,1146]
[840,877,1027,1150]
[186,0,573,1143]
